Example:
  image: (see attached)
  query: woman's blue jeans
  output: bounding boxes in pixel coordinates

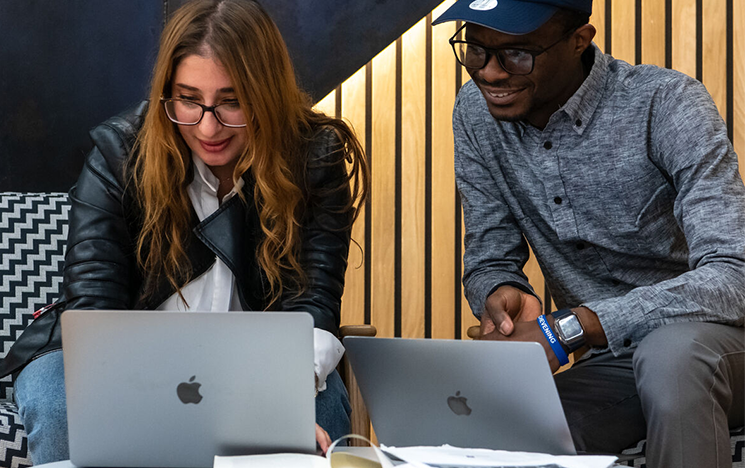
[14,350,69,465]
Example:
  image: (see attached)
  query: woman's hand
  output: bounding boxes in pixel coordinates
[315,423,332,455]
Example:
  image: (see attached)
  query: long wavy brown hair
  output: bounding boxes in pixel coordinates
[133,0,367,306]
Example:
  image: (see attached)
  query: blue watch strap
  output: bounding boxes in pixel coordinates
[537,315,569,366]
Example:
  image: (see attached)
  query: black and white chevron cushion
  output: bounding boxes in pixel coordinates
[0,192,70,468]
[735,427,745,466]
[0,402,31,468]
[0,192,70,403]
[619,427,745,467]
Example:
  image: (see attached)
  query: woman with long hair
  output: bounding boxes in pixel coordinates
[7,0,367,462]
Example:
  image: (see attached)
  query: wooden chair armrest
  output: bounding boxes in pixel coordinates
[339,324,377,338]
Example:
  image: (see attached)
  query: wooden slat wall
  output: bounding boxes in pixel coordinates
[642,0,666,67]
[611,0,636,63]
[341,68,368,328]
[737,0,745,171]
[673,0,698,78]
[314,0,745,338]
[592,1,607,52]
[703,0,727,120]
[401,18,427,339]
[431,3,458,339]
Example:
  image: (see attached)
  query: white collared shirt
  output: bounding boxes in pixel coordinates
[158,155,344,391]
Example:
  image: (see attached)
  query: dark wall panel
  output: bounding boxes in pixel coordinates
[263,0,443,101]
[0,1,162,192]
[1,0,440,193]
[167,0,444,101]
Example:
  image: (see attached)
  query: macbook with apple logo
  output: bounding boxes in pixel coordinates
[343,337,576,455]
[61,310,317,468]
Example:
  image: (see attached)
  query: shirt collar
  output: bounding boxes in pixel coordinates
[506,45,607,138]
[191,153,245,198]
[514,120,529,137]
[559,44,609,136]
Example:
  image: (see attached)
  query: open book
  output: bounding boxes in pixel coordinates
[213,436,392,468]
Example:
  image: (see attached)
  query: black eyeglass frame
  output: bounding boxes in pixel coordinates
[448,24,580,75]
[160,97,248,128]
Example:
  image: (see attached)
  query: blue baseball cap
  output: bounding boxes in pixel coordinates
[433,0,592,35]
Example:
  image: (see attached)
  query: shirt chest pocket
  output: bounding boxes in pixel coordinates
[575,164,678,246]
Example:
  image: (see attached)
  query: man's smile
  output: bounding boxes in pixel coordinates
[479,85,526,106]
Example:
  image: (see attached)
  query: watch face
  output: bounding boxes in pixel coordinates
[558,315,583,339]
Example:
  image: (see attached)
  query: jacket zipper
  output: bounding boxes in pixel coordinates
[32,303,57,320]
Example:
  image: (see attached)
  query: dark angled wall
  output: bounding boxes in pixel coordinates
[0,1,162,193]
[168,0,447,103]
[0,0,442,193]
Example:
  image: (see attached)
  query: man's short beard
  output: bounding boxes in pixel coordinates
[472,78,531,123]
[489,111,529,122]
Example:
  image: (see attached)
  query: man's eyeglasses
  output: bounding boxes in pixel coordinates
[449,25,579,75]
[161,97,247,128]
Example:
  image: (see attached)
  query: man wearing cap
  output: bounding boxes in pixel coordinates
[434,0,745,466]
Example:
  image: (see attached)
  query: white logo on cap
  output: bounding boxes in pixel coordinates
[469,0,498,10]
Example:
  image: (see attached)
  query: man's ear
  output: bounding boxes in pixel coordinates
[573,24,597,57]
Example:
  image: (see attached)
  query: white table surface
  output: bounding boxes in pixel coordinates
[32,452,633,468]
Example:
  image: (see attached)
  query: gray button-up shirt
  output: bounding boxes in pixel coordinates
[453,45,745,356]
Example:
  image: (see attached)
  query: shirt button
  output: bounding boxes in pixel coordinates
[623,338,632,347]
[543,141,553,150]
[576,242,586,250]
[575,119,583,127]
[553,197,562,205]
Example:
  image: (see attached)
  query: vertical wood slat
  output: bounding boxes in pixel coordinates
[460,214,479,339]
[370,42,397,338]
[313,90,336,118]
[431,0,458,339]
[702,0,728,121]
[401,18,428,339]
[672,0,697,77]
[524,246,546,308]
[736,0,745,176]
[340,67,368,328]
[612,0,637,65]
[591,0,606,53]
[451,29,479,338]
[642,0,667,67]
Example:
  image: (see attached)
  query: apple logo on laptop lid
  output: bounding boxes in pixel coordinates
[447,391,472,416]
[177,376,203,404]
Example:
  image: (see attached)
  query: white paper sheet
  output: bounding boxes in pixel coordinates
[381,445,618,468]
[214,453,329,468]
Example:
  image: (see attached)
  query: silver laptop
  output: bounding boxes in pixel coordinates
[343,337,576,455]
[61,310,316,468]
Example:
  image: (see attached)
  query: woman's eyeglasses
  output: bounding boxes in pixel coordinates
[161,98,247,128]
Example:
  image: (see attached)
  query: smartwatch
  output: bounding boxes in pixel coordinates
[551,309,586,352]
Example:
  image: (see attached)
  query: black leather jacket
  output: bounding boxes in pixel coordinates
[1,101,352,377]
